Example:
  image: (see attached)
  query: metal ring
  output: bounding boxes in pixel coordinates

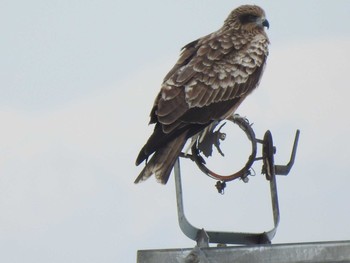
[191,116,257,182]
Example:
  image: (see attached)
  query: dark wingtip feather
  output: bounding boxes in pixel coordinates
[135,132,188,185]
[135,149,147,166]
[134,160,152,184]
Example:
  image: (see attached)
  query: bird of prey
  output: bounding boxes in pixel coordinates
[135,5,270,184]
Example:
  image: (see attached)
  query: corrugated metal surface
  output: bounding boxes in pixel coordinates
[137,240,350,263]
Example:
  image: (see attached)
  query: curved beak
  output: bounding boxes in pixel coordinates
[262,19,270,29]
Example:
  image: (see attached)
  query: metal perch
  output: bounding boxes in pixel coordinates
[174,115,300,245]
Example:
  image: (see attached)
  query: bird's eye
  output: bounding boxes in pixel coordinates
[239,14,258,24]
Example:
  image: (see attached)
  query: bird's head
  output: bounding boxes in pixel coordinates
[223,5,269,32]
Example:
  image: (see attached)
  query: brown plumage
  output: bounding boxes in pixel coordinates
[135,5,270,184]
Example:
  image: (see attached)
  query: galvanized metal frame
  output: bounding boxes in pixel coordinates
[174,158,273,245]
[137,240,350,263]
[174,117,300,245]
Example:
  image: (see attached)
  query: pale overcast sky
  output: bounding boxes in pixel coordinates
[1,1,350,262]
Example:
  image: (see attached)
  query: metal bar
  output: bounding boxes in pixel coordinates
[137,240,350,263]
[174,159,273,245]
[275,130,300,175]
[174,159,198,242]
[265,169,280,241]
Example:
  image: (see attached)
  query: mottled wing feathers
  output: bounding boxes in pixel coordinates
[153,31,267,134]
[137,34,267,165]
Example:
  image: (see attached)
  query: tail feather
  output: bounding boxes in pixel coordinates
[134,132,187,184]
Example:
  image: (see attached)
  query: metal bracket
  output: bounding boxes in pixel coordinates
[174,117,300,245]
[190,116,258,183]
